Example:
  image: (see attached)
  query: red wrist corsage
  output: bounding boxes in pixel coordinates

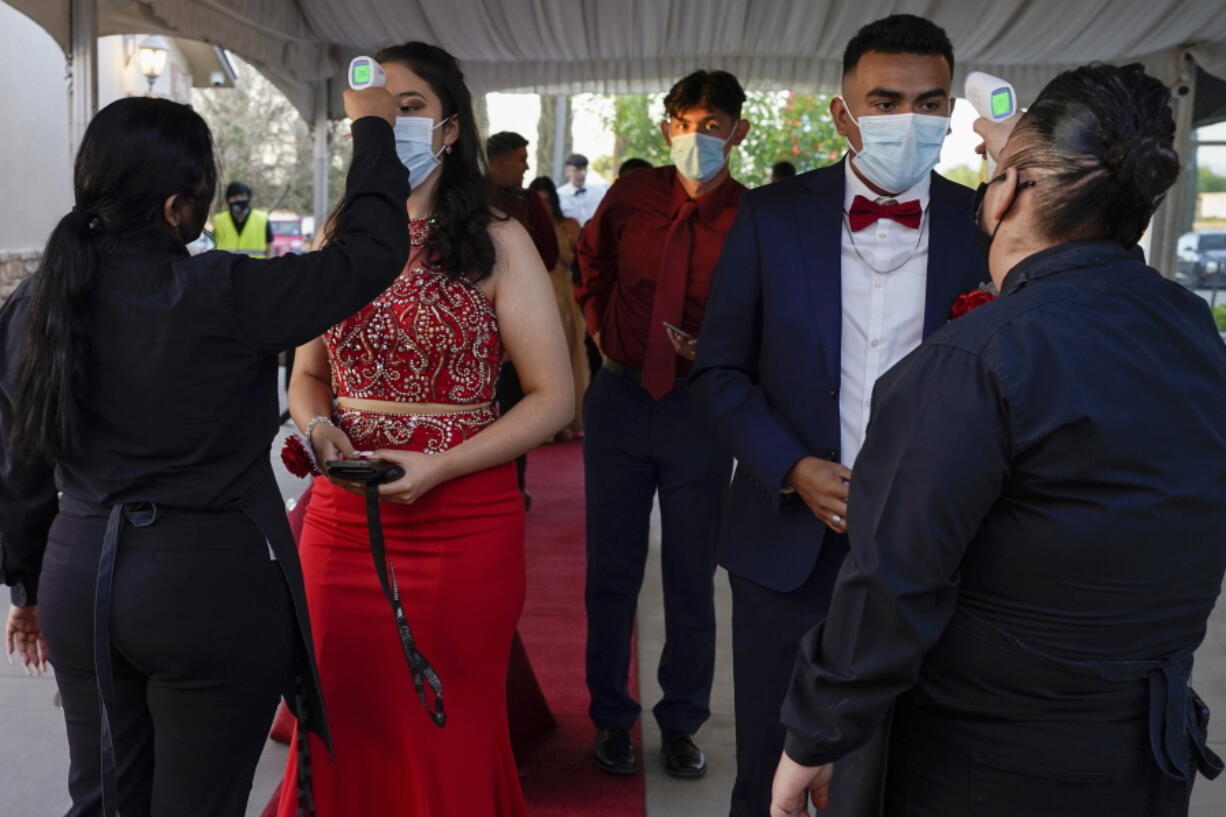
[281,433,320,478]
[950,289,997,319]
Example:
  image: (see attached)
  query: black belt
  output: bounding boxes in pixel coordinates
[953,607,1222,782]
[602,357,687,387]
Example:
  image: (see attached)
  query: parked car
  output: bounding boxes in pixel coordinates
[270,214,308,257]
[1176,230,1226,288]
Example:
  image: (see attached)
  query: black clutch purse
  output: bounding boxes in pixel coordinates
[322,458,405,484]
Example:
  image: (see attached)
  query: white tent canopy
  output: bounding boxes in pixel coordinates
[12,0,1226,122]
[9,0,1226,274]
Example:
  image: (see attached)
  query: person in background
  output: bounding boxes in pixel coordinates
[616,157,654,178]
[486,131,560,505]
[1,88,408,817]
[486,131,559,270]
[769,160,797,183]
[558,153,608,227]
[576,68,749,781]
[529,175,588,440]
[212,181,272,258]
[690,14,985,817]
[274,42,571,817]
[772,60,1226,817]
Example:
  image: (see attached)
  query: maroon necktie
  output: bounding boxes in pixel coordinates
[642,200,698,400]
[848,195,922,231]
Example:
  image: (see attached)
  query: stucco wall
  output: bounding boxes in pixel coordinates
[0,2,72,281]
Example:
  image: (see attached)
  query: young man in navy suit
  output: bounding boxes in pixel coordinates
[689,15,988,817]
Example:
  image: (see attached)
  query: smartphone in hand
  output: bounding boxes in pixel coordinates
[662,321,695,341]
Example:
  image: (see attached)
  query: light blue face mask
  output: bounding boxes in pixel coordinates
[393,115,451,191]
[840,101,949,194]
[670,131,732,184]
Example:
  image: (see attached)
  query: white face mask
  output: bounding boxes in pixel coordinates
[393,115,451,191]
[670,130,733,184]
[839,99,949,194]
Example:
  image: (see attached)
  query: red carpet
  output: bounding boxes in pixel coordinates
[518,440,646,817]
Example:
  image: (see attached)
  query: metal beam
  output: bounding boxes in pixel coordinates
[312,80,330,236]
[1150,57,1197,278]
[68,0,98,160]
[552,94,568,181]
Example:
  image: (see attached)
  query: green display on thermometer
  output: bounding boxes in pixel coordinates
[354,64,371,84]
[991,89,1014,117]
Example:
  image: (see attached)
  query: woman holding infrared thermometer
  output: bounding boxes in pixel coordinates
[273,41,571,817]
[1,88,406,817]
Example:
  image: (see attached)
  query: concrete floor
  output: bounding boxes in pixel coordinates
[3,415,1226,815]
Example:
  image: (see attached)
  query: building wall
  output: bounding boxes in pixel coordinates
[0,4,200,301]
[0,1,72,299]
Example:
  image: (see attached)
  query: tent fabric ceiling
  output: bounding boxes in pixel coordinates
[10,0,1226,122]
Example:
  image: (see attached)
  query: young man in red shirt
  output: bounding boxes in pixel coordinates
[576,69,749,780]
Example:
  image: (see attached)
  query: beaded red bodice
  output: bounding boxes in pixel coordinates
[324,218,502,452]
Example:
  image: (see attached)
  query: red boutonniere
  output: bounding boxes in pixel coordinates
[281,433,320,478]
[950,289,997,319]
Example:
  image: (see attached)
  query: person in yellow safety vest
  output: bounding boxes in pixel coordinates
[213,181,273,257]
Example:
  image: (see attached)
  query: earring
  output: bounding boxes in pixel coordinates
[445,145,453,154]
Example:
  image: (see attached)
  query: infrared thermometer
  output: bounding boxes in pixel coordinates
[964,71,1017,174]
[348,56,386,90]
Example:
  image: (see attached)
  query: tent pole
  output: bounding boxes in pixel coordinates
[312,80,330,236]
[68,0,98,159]
[552,94,567,181]
[1151,56,1197,278]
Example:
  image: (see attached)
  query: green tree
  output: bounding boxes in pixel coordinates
[605,94,671,173]
[191,56,351,217]
[1200,166,1226,194]
[941,164,983,190]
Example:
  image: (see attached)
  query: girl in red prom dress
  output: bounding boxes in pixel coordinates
[275,41,571,817]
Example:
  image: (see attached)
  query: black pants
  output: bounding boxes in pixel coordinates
[729,532,887,817]
[38,510,294,817]
[583,367,730,733]
[886,694,1195,816]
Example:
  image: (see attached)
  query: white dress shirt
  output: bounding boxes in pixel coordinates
[558,181,607,227]
[838,159,931,469]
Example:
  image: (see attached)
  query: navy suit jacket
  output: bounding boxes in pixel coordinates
[689,160,987,592]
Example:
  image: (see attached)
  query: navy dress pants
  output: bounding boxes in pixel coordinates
[583,366,730,733]
[38,509,294,817]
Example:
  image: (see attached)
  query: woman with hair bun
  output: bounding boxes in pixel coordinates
[772,62,1226,817]
[274,41,571,817]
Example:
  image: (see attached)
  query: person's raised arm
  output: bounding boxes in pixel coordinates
[230,88,410,353]
[374,218,573,503]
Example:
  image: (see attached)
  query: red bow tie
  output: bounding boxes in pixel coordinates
[848,195,923,232]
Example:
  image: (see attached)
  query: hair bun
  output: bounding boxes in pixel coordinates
[1104,133,1180,205]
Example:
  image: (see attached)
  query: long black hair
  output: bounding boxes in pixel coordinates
[379,42,497,283]
[12,97,216,464]
[528,176,564,221]
[1007,63,1180,247]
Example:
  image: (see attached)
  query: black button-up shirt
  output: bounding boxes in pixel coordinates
[0,116,410,606]
[782,240,1226,765]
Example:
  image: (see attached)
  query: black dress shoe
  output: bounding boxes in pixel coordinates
[661,731,706,779]
[593,728,637,775]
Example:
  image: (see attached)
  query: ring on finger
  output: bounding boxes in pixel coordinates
[831,514,843,526]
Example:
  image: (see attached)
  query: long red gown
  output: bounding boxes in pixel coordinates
[275,219,529,816]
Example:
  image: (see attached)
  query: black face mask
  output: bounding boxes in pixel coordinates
[178,191,213,244]
[229,200,251,218]
[972,172,1037,263]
